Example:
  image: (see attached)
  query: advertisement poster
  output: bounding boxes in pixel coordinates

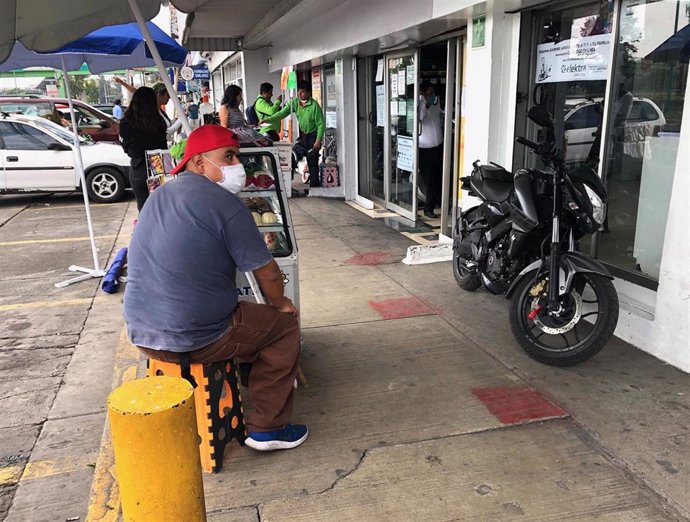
[396,136,414,172]
[311,69,322,106]
[535,33,611,84]
[376,85,385,127]
[390,72,398,98]
[326,72,337,108]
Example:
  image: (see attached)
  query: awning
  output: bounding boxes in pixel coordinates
[173,0,286,51]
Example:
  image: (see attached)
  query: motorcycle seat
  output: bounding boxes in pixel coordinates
[480,164,513,183]
[478,180,513,203]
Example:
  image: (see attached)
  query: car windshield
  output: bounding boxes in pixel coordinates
[30,118,90,145]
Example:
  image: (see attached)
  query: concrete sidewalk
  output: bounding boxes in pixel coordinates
[2,195,688,521]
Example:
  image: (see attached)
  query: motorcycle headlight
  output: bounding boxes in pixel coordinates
[584,185,605,225]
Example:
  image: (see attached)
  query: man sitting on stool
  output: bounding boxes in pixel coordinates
[124,125,308,452]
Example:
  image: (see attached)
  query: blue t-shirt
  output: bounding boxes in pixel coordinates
[187,103,199,119]
[124,172,273,352]
[113,104,124,119]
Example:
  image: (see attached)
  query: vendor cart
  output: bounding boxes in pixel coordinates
[236,146,299,309]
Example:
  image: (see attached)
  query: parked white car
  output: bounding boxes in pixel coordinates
[563,97,665,164]
[0,115,130,203]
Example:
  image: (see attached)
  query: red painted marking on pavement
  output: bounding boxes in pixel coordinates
[345,251,394,265]
[471,385,568,424]
[369,296,434,320]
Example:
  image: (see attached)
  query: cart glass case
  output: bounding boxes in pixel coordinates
[238,151,293,257]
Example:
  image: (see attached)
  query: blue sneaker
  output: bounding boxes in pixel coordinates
[245,423,309,451]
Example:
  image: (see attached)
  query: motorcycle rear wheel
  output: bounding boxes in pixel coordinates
[509,271,618,366]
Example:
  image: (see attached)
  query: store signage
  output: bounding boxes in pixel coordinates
[180,66,194,81]
[397,136,414,172]
[535,33,611,84]
[472,15,486,48]
[191,65,210,80]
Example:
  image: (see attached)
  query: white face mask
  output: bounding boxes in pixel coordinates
[203,155,246,194]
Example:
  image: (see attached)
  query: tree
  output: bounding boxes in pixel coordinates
[83,80,100,104]
[66,75,88,99]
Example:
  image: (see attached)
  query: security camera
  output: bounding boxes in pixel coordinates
[200,51,211,59]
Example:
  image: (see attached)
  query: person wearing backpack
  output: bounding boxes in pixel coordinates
[251,82,283,141]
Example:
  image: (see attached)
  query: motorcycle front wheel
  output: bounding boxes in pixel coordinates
[509,271,619,366]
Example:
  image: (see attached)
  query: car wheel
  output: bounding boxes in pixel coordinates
[85,167,125,203]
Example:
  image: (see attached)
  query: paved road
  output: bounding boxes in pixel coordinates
[0,194,687,521]
[0,191,134,519]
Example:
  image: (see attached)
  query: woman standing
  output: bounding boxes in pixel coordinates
[119,87,167,211]
[219,84,248,129]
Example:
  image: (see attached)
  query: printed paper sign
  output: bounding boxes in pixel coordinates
[406,65,415,85]
[535,33,611,84]
[398,70,406,95]
[375,59,384,82]
[376,85,385,126]
[397,136,414,172]
[326,111,337,129]
[391,73,398,98]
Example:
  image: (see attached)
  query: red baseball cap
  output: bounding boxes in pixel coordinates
[171,125,240,175]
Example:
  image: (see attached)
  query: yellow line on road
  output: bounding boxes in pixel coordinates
[86,328,141,522]
[0,235,121,247]
[0,454,97,486]
[0,298,93,312]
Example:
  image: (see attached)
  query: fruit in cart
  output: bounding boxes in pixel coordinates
[245,174,255,187]
[251,212,262,225]
[261,211,278,224]
[254,173,275,189]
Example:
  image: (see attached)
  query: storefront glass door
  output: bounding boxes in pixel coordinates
[357,55,385,202]
[385,51,419,220]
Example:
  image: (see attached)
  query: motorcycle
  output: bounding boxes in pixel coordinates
[452,103,619,366]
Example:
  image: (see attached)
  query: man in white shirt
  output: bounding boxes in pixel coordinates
[199,94,215,125]
[418,84,444,219]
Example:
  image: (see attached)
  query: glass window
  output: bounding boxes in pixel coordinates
[0,121,56,150]
[0,102,53,118]
[523,2,615,169]
[597,0,689,280]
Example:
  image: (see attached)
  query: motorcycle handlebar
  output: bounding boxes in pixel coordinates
[516,136,540,150]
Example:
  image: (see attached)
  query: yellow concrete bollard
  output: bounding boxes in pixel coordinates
[108,376,206,521]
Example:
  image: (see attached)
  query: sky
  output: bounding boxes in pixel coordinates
[0,4,186,91]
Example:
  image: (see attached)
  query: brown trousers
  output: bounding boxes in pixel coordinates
[139,301,300,433]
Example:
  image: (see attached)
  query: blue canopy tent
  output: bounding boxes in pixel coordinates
[0,19,190,287]
[0,21,188,74]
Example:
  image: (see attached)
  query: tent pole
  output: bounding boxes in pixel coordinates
[128,0,192,135]
[55,56,105,288]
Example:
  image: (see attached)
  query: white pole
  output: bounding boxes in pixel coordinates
[128,0,192,135]
[61,57,101,274]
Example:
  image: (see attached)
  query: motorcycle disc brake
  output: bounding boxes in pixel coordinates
[531,291,583,335]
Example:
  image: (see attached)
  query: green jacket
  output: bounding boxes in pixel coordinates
[267,97,325,140]
[254,96,282,135]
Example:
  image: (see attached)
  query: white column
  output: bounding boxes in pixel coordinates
[336,56,358,200]
[643,69,690,371]
[462,3,520,176]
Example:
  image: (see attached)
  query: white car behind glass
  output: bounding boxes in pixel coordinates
[0,114,130,203]
[564,97,666,164]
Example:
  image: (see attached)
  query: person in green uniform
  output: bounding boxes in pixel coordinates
[254,82,283,142]
[261,80,325,188]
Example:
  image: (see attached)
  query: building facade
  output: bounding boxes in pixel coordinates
[185,0,690,372]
